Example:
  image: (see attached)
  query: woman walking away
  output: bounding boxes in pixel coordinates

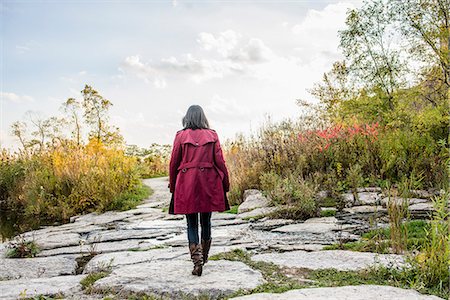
[168,105,230,276]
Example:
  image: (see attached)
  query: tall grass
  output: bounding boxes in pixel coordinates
[224,118,447,205]
[0,138,148,225]
[409,192,449,294]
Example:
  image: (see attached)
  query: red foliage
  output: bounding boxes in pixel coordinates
[297,122,379,152]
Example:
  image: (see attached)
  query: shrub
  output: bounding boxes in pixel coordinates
[0,138,147,225]
[5,234,40,258]
[260,171,319,220]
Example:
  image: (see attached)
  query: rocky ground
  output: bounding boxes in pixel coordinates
[0,177,443,300]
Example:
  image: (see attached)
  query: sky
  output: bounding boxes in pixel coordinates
[0,0,363,150]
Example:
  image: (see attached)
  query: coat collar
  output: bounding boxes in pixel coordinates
[178,128,217,146]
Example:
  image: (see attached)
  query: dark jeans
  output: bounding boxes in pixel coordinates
[186,212,212,244]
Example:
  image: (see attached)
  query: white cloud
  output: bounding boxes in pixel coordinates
[291,2,353,60]
[197,30,273,63]
[120,52,245,85]
[120,30,275,86]
[0,92,34,103]
[15,40,41,54]
[16,45,31,53]
[205,94,250,122]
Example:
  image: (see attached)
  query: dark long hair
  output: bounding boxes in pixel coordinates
[182,105,210,130]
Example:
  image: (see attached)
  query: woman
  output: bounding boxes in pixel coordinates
[168,105,230,276]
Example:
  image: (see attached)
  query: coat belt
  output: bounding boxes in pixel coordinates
[177,162,214,171]
[177,161,224,180]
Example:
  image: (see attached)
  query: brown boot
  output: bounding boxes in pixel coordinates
[201,238,212,264]
[189,243,203,276]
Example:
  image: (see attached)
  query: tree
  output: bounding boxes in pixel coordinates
[391,0,450,88]
[25,111,52,151]
[10,121,28,150]
[81,85,113,143]
[61,97,83,145]
[339,0,406,109]
[308,61,354,115]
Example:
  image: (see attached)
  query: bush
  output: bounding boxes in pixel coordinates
[0,138,147,224]
[260,171,319,220]
[5,234,40,258]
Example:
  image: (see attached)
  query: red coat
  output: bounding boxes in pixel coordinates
[168,128,230,214]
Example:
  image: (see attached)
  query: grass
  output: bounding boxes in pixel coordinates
[222,205,239,214]
[324,220,430,253]
[107,184,153,211]
[5,236,40,258]
[320,209,336,217]
[309,265,448,299]
[80,271,110,293]
[241,214,268,221]
[210,249,448,299]
[266,205,319,220]
[317,197,338,208]
[210,249,307,297]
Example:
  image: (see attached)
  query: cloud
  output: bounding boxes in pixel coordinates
[197,30,273,63]
[120,30,274,86]
[15,40,41,54]
[205,94,250,122]
[120,53,244,85]
[291,2,353,60]
[0,92,34,103]
[16,45,31,53]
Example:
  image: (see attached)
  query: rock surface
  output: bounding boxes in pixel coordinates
[238,207,277,219]
[252,250,405,271]
[0,178,438,300]
[92,260,265,298]
[0,274,87,300]
[0,255,78,280]
[238,190,270,213]
[230,285,443,300]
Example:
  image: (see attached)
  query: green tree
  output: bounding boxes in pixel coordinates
[10,121,28,150]
[81,85,120,144]
[61,97,83,145]
[339,0,406,109]
[391,0,450,88]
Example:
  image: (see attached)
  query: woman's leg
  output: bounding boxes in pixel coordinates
[186,213,203,276]
[186,213,199,244]
[200,212,212,241]
[200,212,212,263]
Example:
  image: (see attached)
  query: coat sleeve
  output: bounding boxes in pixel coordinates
[169,133,182,193]
[213,136,230,192]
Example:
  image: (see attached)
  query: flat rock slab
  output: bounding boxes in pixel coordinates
[343,205,386,214]
[124,219,185,230]
[272,217,349,234]
[250,219,295,231]
[381,197,429,207]
[83,248,187,273]
[0,274,87,300]
[357,192,382,205]
[252,250,404,271]
[230,285,443,300]
[238,207,277,219]
[92,260,264,299]
[0,255,77,280]
[269,243,325,252]
[238,190,270,213]
[86,228,173,243]
[71,211,133,224]
[36,238,156,257]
